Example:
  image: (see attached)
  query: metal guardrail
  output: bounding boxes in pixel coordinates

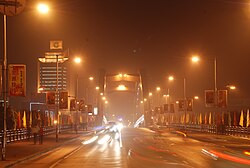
[0,125,73,145]
[163,124,250,137]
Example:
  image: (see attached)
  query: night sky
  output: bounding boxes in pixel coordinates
[1,0,250,105]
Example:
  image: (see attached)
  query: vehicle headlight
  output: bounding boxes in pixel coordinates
[117,123,123,131]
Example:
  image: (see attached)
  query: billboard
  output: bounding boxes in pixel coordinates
[46,92,55,105]
[70,99,76,111]
[170,103,175,113]
[59,92,68,109]
[8,64,26,97]
[205,90,215,107]
[218,90,227,108]
[164,104,175,113]
[50,40,63,50]
[163,104,168,113]
[178,100,185,111]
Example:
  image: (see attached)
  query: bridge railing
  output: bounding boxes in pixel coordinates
[0,125,73,145]
[162,123,250,137]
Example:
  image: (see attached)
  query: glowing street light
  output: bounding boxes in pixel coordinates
[74,57,82,99]
[194,96,199,100]
[227,85,236,90]
[191,55,200,63]
[163,94,170,97]
[74,57,81,64]
[74,57,82,136]
[156,87,161,91]
[168,76,174,81]
[37,3,49,14]
[192,54,219,128]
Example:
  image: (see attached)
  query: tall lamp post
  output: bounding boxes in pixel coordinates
[183,78,187,129]
[192,56,218,125]
[0,2,48,160]
[148,92,153,111]
[156,87,161,107]
[1,13,7,161]
[168,76,187,129]
[39,54,68,142]
[74,57,81,133]
[226,85,236,112]
[56,55,59,141]
[214,57,218,126]
[163,89,170,128]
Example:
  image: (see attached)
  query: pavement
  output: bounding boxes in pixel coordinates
[0,130,93,168]
[1,127,249,168]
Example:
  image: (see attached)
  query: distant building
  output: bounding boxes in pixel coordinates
[37,53,70,94]
[37,61,68,93]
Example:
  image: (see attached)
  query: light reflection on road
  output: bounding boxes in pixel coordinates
[52,127,250,168]
[53,130,126,168]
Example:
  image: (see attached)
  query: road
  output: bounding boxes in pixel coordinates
[12,127,250,168]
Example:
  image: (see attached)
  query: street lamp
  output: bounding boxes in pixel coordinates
[1,2,49,160]
[191,55,200,63]
[148,92,153,111]
[168,76,174,81]
[226,85,237,112]
[37,3,49,14]
[168,76,187,128]
[156,87,161,106]
[227,85,236,90]
[74,57,82,99]
[163,89,170,127]
[192,55,218,125]
[194,96,199,100]
[74,57,82,133]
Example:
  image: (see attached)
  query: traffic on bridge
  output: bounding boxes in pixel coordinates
[0,0,250,168]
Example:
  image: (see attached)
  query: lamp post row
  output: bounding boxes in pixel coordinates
[144,56,222,128]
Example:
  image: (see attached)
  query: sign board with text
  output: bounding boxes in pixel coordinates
[8,64,26,97]
[0,0,26,16]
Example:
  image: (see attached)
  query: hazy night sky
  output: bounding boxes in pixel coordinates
[1,0,250,104]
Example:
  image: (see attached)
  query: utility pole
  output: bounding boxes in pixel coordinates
[55,55,59,142]
[0,0,25,160]
[183,78,187,130]
[2,14,7,161]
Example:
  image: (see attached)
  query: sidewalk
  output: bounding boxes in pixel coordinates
[0,130,92,168]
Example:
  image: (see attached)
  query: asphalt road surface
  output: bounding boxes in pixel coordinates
[12,127,250,168]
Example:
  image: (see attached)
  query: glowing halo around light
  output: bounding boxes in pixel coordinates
[37,3,49,14]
